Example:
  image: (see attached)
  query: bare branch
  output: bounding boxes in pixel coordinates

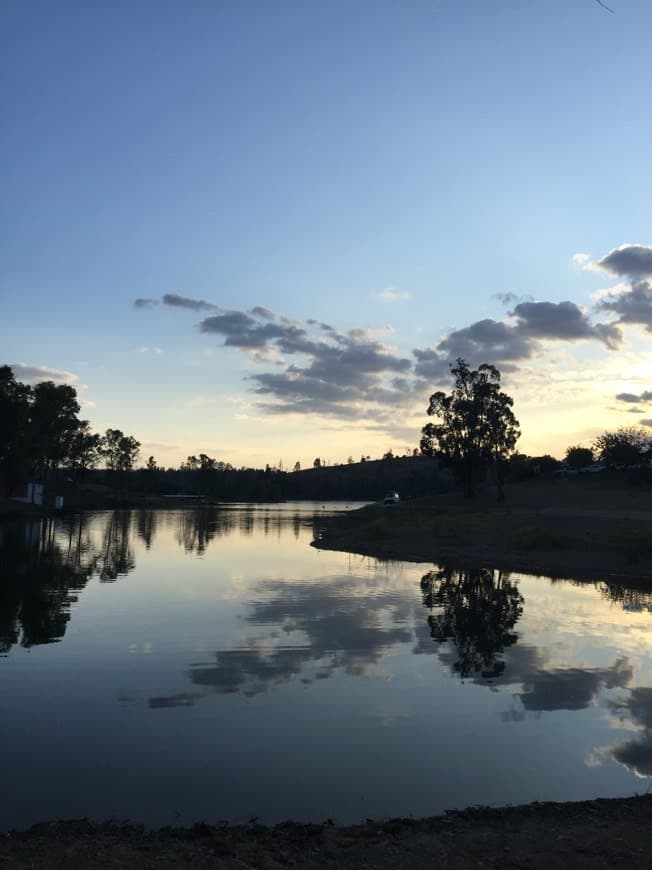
[596,0,615,12]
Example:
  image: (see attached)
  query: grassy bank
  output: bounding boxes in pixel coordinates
[315,474,652,581]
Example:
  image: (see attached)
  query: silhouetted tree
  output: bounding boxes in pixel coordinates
[593,427,650,467]
[0,366,32,493]
[68,421,102,479]
[101,428,141,472]
[30,381,81,479]
[565,445,594,468]
[420,358,520,498]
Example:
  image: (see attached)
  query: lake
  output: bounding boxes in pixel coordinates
[1,504,652,830]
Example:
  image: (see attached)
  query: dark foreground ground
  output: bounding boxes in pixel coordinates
[3,796,652,868]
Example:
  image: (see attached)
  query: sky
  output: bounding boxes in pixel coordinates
[3,0,652,469]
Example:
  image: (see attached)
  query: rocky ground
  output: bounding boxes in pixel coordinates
[2,796,652,868]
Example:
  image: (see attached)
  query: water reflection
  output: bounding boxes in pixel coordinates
[3,506,652,827]
[189,577,414,696]
[418,568,523,679]
[0,505,351,654]
[0,517,101,651]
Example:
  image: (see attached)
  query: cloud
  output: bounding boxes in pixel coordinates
[615,391,652,404]
[597,244,652,278]
[201,311,310,351]
[133,298,160,309]
[137,346,162,354]
[493,291,520,306]
[439,318,534,363]
[162,293,218,311]
[511,301,621,349]
[413,300,622,382]
[250,306,276,320]
[10,363,80,385]
[375,287,410,301]
[198,307,414,418]
[597,280,652,331]
[137,244,645,426]
[572,252,594,270]
[640,419,652,428]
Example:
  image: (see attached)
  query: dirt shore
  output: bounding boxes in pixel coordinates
[315,476,652,583]
[2,795,652,868]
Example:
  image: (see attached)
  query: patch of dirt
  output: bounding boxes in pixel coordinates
[2,796,652,868]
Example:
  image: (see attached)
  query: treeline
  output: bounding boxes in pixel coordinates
[4,363,651,504]
[0,366,140,496]
[93,454,456,502]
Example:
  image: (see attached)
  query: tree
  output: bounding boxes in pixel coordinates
[593,427,650,467]
[313,458,322,469]
[565,445,594,468]
[101,429,141,472]
[293,461,301,472]
[146,456,158,471]
[420,358,520,499]
[0,366,32,493]
[68,421,102,479]
[30,381,81,479]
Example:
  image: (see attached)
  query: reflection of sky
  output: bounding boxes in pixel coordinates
[3,508,652,828]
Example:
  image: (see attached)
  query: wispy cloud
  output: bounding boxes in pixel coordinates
[137,346,162,354]
[615,390,652,404]
[375,287,410,301]
[135,242,648,433]
[162,293,218,311]
[133,298,160,309]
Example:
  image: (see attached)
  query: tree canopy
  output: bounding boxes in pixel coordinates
[564,445,594,468]
[420,358,520,498]
[0,366,141,494]
[593,427,650,467]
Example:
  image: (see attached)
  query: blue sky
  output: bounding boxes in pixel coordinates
[3,0,652,468]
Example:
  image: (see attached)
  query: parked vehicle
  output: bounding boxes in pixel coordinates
[383,491,400,505]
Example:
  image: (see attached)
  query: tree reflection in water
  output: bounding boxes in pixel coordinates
[420,568,524,679]
[0,511,139,653]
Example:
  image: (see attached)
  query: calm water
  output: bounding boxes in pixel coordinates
[2,504,652,829]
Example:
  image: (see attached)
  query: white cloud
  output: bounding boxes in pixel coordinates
[375,287,410,301]
[11,363,80,385]
[572,252,598,271]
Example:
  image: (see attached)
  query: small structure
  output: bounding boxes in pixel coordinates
[12,482,43,505]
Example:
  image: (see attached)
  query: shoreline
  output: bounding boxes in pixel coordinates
[3,795,652,867]
[313,482,652,584]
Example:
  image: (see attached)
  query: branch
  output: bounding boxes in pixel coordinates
[596,0,615,12]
